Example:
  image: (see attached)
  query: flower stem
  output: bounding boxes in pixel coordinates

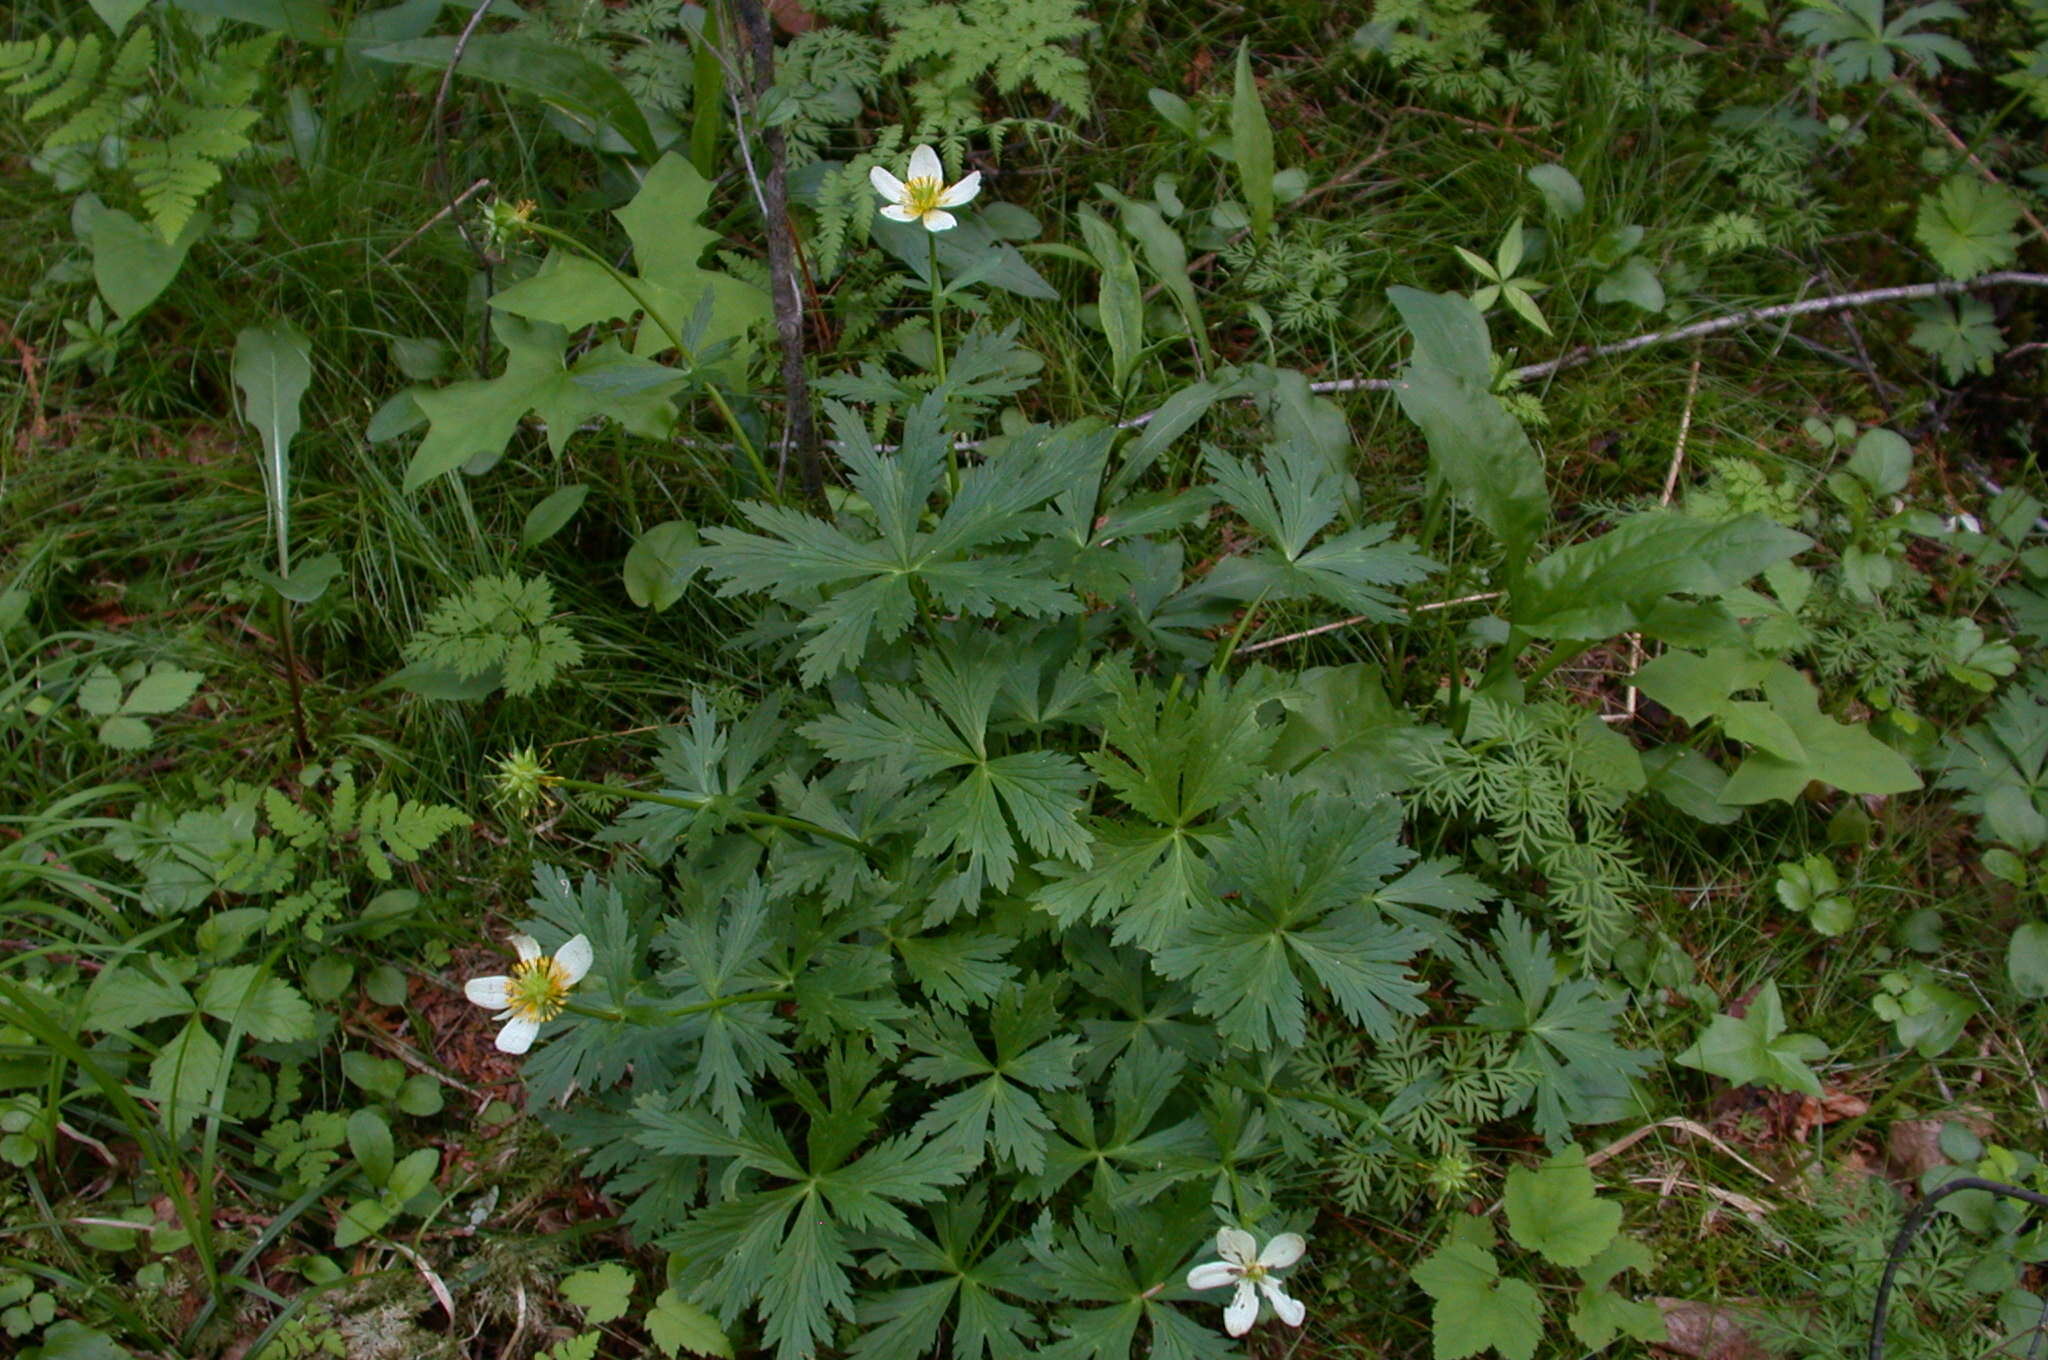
[521,221,780,504]
[929,232,958,495]
[548,776,872,855]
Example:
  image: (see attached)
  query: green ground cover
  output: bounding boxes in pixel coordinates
[5,0,2048,1356]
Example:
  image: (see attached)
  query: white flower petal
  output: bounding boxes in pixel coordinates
[879,204,920,223]
[1223,1280,1259,1337]
[869,165,906,201]
[907,144,943,184]
[508,934,542,963]
[495,1015,541,1054]
[1186,1261,1242,1291]
[936,171,981,208]
[554,934,593,985]
[1214,1227,1259,1267]
[1260,1279,1305,1328]
[464,976,511,1009]
[920,209,957,232]
[1258,1232,1306,1269]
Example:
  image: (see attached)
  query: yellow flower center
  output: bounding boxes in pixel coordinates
[902,177,946,216]
[506,955,572,1023]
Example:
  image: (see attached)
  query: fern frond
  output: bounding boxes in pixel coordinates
[17,34,102,118]
[43,26,151,149]
[264,786,328,850]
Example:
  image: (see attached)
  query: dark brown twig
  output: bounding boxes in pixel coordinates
[730,0,820,496]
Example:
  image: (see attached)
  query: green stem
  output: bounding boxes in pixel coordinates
[1212,588,1272,669]
[569,986,789,1026]
[929,232,957,495]
[523,221,780,503]
[549,777,872,854]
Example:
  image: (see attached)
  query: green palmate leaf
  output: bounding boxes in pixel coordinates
[492,154,771,366]
[1036,663,1289,950]
[647,1289,734,1359]
[1513,512,1810,640]
[562,1262,636,1325]
[1201,439,1436,621]
[1411,1226,1544,1360]
[1568,1236,1664,1349]
[1030,1203,1229,1360]
[851,1189,1044,1360]
[804,650,1093,892]
[692,406,1103,684]
[1674,980,1828,1096]
[1455,908,1655,1147]
[906,978,1084,1174]
[1152,783,1427,1052]
[405,317,684,489]
[638,1051,973,1360]
[1938,669,2048,850]
[1029,1044,1205,1206]
[1503,1146,1621,1267]
[1783,0,1972,83]
[364,32,656,159]
[1388,287,1549,571]
[1915,176,2023,281]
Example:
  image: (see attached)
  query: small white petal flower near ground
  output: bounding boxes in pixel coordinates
[1185,1227,1308,1337]
[463,933,592,1054]
[869,144,981,232]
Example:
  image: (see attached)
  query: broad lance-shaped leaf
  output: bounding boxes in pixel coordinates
[364,32,658,160]
[1388,287,1550,571]
[492,153,771,366]
[404,316,684,490]
[232,322,313,575]
[1513,511,1811,640]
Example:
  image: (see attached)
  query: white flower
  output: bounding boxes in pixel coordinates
[869,144,981,232]
[463,933,591,1054]
[1186,1228,1307,1337]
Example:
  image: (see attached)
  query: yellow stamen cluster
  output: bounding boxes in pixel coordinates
[901,178,947,217]
[506,955,573,1023]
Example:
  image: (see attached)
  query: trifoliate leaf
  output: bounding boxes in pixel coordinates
[1673,980,1827,1096]
[647,1289,734,1358]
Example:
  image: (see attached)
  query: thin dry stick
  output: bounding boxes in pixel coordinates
[729,0,820,495]
[381,177,492,263]
[1623,349,1704,720]
[1899,85,2048,250]
[431,0,500,378]
[1234,590,1502,656]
